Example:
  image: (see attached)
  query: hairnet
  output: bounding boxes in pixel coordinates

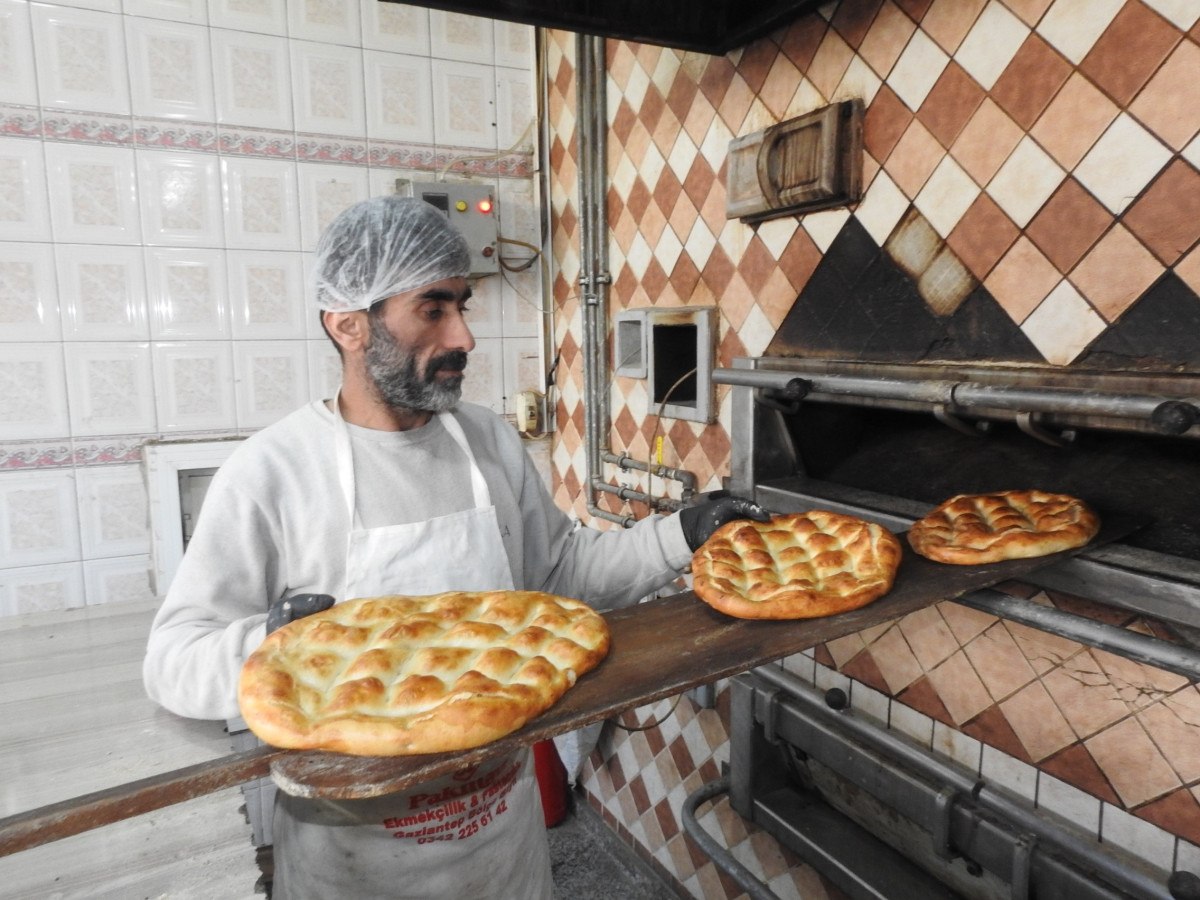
[311,195,472,312]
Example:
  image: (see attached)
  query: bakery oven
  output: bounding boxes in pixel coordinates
[682,357,1200,900]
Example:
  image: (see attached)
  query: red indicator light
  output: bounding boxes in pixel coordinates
[477,198,493,214]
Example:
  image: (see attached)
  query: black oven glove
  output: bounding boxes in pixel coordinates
[266,593,336,634]
[679,491,771,551]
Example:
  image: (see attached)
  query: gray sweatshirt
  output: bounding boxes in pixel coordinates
[143,399,692,720]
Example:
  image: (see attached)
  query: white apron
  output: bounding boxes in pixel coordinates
[272,400,552,900]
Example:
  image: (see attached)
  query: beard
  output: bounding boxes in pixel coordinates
[364,315,467,413]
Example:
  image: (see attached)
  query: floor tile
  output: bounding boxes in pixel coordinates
[963,621,1038,703]
[927,648,993,724]
[1000,680,1077,762]
[1042,649,1133,739]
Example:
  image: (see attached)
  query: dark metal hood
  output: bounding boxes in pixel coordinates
[382,0,823,54]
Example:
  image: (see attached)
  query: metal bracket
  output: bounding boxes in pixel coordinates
[1011,834,1037,900]
[760,687,783,746]
[933,404,991,437]
[1016,412,1076,447]
[931,787,958,860]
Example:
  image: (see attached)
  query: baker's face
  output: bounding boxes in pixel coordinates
[364,277,475,413]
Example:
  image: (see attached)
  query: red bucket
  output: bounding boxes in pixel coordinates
[533,739,568,827]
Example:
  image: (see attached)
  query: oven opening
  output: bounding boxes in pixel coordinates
[779,401,1200,562]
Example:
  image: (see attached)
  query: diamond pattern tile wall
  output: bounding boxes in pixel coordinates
[545,2,1200,895]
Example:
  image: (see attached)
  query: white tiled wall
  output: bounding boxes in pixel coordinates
[0,0,544,615]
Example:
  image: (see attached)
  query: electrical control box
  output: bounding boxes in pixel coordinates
[396,179,500,276]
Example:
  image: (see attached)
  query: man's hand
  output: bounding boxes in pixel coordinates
[678,491,771,551]
[266,593,336,634]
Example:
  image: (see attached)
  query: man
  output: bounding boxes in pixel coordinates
[143,195,765,899]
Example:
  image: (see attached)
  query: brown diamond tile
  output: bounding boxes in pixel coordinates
[864,84,914,163]
[681,154,716,213]
[896,675,956,728]
[1069,224,1164,322]
[664,69,699,124]
[1040,743,1121,806]
[949,98,1023,187]
[840,646,892,696]
[989,33,1072,131]
[737,37,778,95]
[859,0,919,78]
[983,236,1061,323]
[1029,72,1120,171]
[637,83,666,135]
[760,54,802,120]
[1122,158,1200,266]
[1136,788,1200,846]
[698,54,736,108]
[778,13,828,71]
[832,0,885,48]
[652,166,683,220]
[716,71,754,133]
[921,0,986,53]
[1025,177,1112,273]
[737,234,777,294]
[1079,1,1182,106]
[612,98,637,146]
[886,118,946,198]
[777,226,823,293]
[716,324,748,367]
[894,0,933,21]
[642,255,669,301]
[669,252,703,303]
[917,61,985,149]
[999,0,1052,25]
[961,704,1032,763]
[808,28,856,100]
[1129,38,1200,151]
[946,192,1020,279]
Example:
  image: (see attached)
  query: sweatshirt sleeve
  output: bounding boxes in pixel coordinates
[142,468,281,721]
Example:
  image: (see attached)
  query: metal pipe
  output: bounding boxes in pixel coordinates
[682,776,783,900]
[712,368,1200,434]
[602,451,698,493]
[752,666,1180,900]
[959,588,1200,680]
[591,480,682,517]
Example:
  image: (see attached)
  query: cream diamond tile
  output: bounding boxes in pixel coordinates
[610,153,638,202]
[833,54,883,105]
[698,113,734,171]
[1020,279,1105,365]
[986,136,1065,227]
[888,28,950,111]
[666,131,699,184]
[737,303,777,358]
[623,59,650,111]
[716,218,752,266]
[786,77,827,120]
[649,47,681,98]
[955,1,1030,89]
[1036,0,1123,64]
[914,154,980,238]
[754,217,798,260]
[802,207,851,252]
[624,231,653,280]
[683,217,717,271]
[639,142,667,194]
[1074,113,1173,215]
[654,225,684,276]
[854,168,909,245]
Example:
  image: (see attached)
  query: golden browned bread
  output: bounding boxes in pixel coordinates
[908,490,1100,565]
[237,591,610,756]
[691,510,902,620]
